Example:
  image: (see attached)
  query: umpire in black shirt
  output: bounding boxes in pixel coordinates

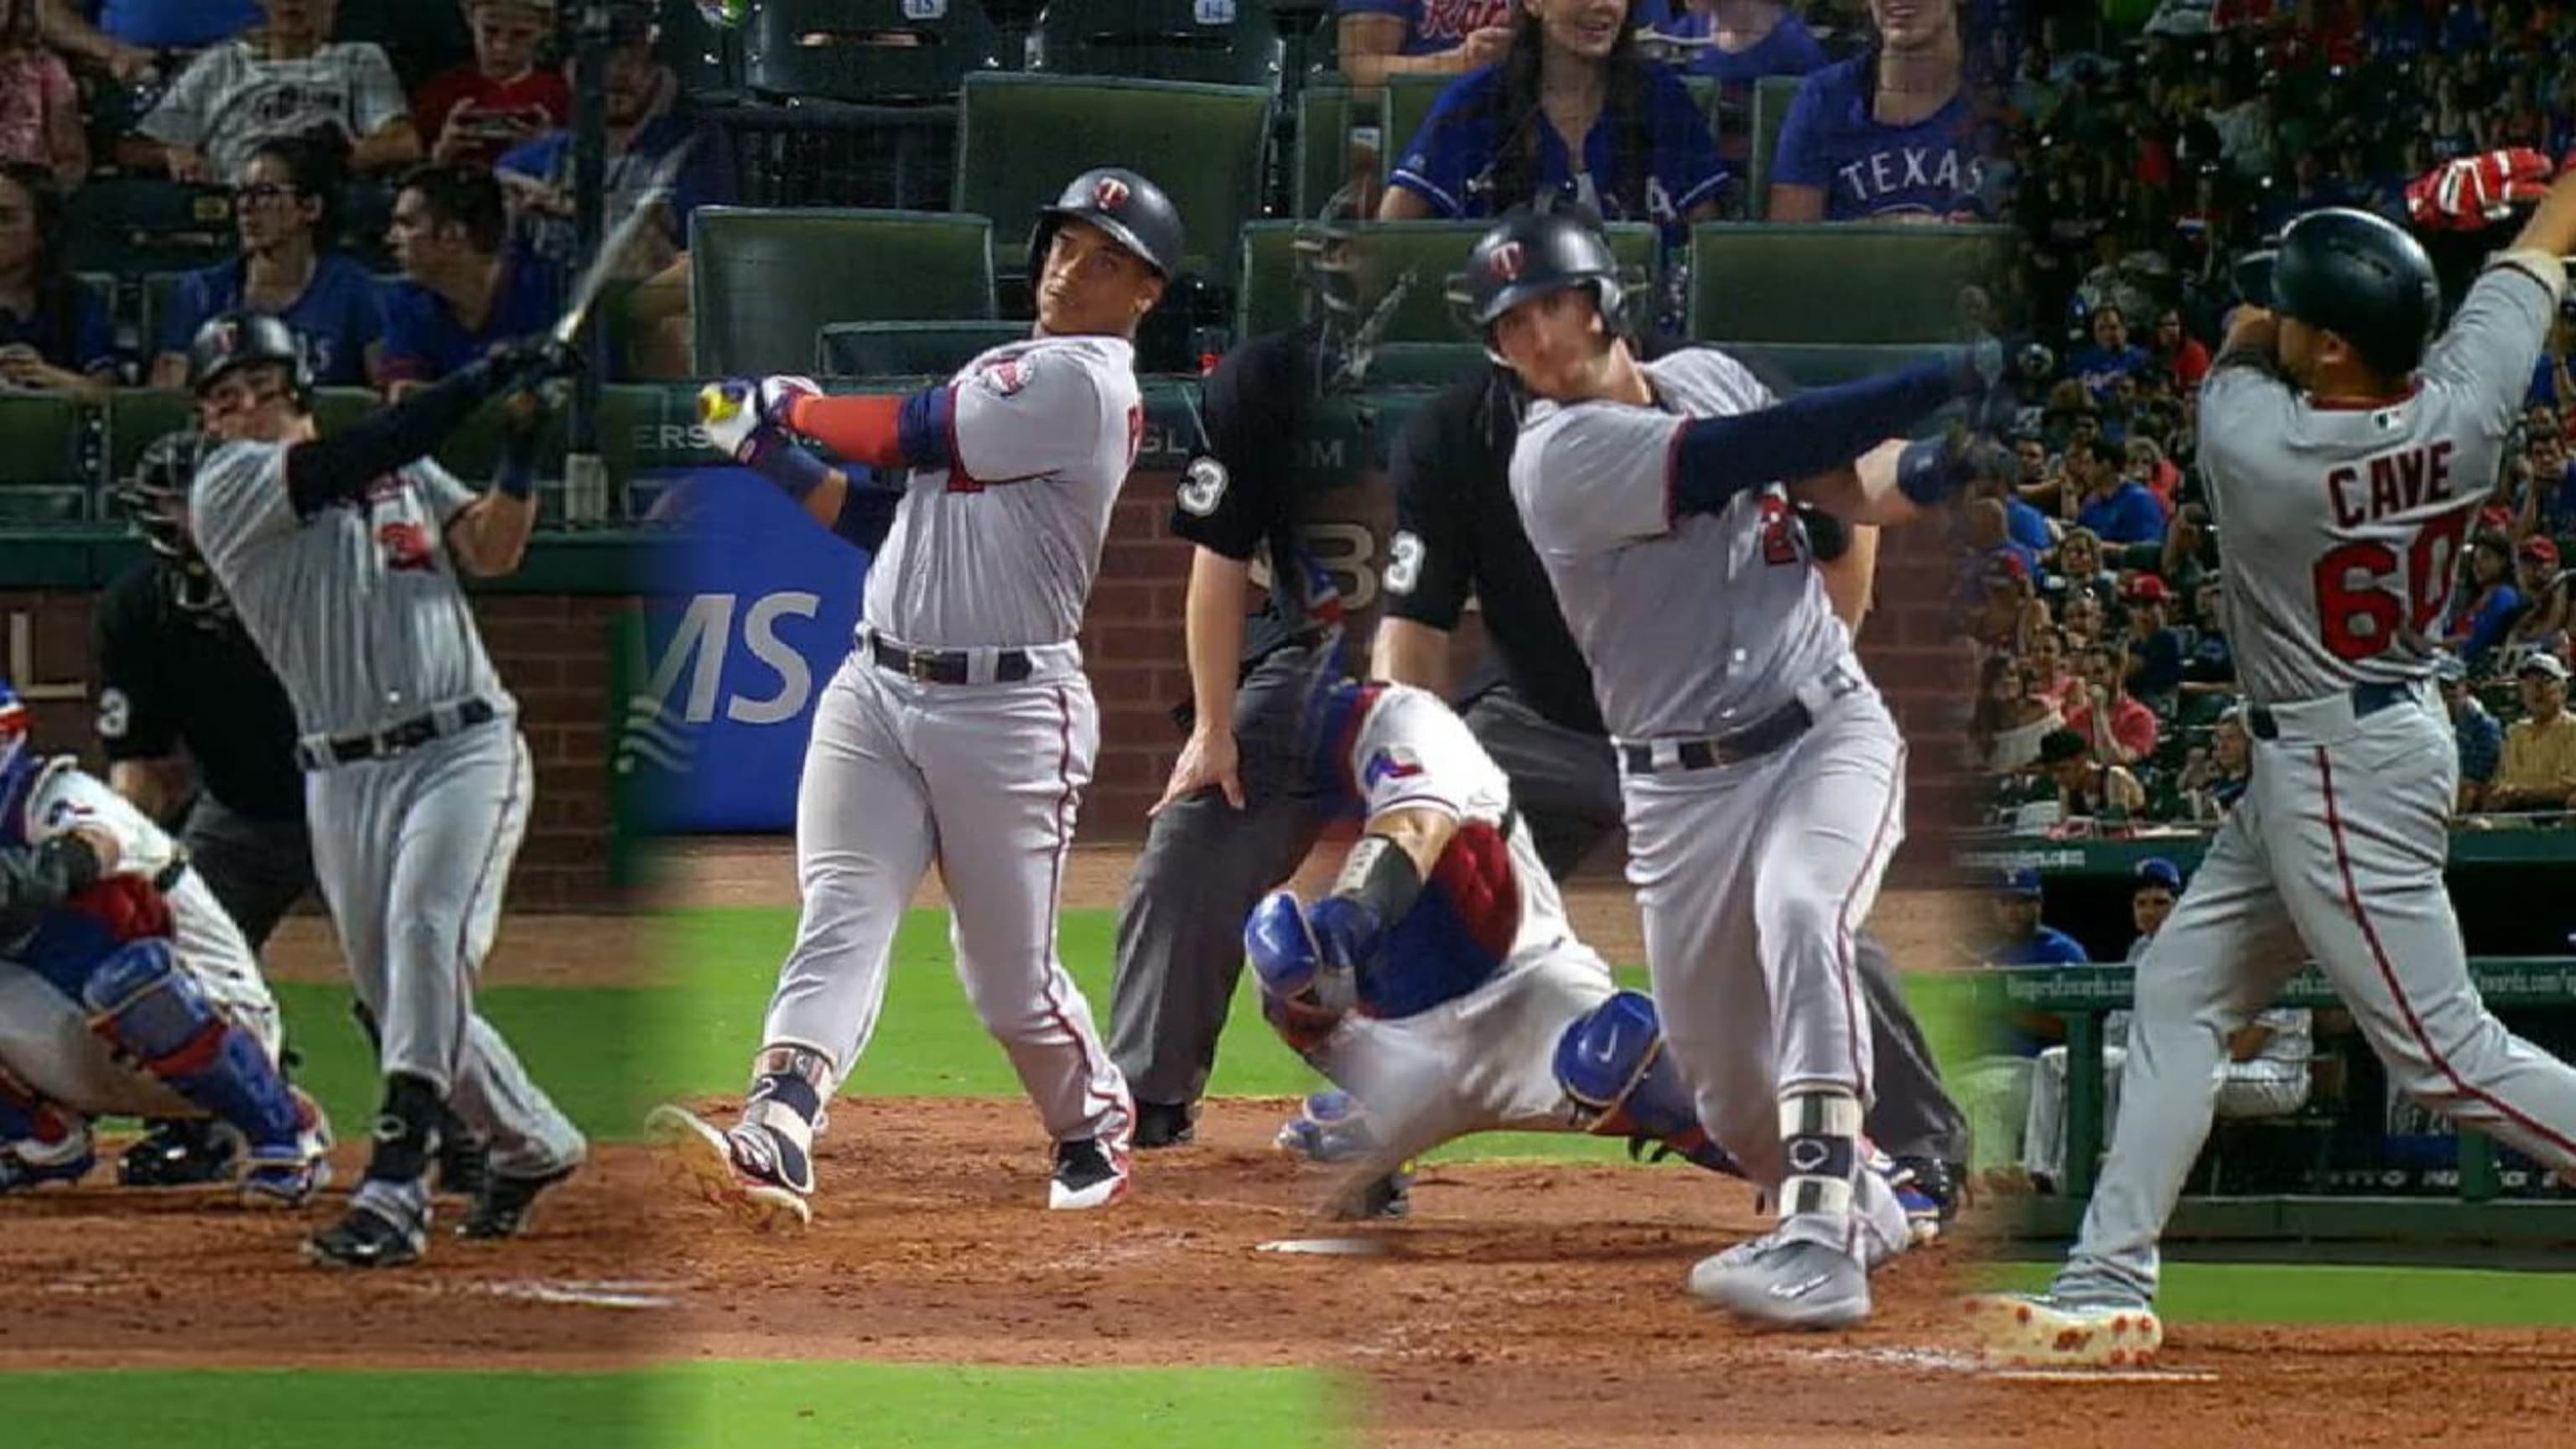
[1373,364,1973,1204]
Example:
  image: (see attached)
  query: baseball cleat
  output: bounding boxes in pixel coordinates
[1132,1100,1196,1150]
[1274,1090,1378,1163]
[116,1118,242,1187]
[1322,1161,1415,1221]
[434,1120,493,1200]
[1047,1136,1129,1211]
[241,1085,335,1208]
[646,1104,812,1231]
[0,1139,96,1193]
[456,1161,580,1239]
[304,1199,426,1270]
[1962,1292,2163,1368]
[1888,1156,1962,1242]
[1687,1236,1871,1331]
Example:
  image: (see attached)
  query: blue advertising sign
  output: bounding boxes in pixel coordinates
[628,465,875,832]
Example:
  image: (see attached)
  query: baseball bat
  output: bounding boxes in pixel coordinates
[551,135,699,350]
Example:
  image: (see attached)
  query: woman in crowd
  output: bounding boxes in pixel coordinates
[1768,0,1987,222]
[2179,708,2254,823]
[1971,652,2064,775]
[0,163,113,396]
[2447,529,2527,669]
[1382,0,1725,229]
[2150,305,2207,392]
[2061,588,2109,654]
[149,138,382,388]
[2024,626,2080,715]
[0,0,86,184]
[2053,526,2118,616]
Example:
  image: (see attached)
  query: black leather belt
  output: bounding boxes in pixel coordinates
[299,698,498,768]
[870,636,1034,685]
[1620,699,1815,776]
[2245,679,2413,741]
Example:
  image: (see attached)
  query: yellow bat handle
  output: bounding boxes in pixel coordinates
[698,382,744,426]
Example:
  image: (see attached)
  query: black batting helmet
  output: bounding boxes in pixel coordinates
[1029,167,1186,288]
[186,310,312,404]
[1446,200,1633,347]
[111,429,228,614]
[2267,208,2441,379]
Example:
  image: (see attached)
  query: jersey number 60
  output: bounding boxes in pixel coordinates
[2313,509,2470,662]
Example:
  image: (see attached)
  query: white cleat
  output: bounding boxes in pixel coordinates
[646,1104,813,1232]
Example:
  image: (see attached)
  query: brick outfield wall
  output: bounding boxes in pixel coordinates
[1079,469,1974,885]
[2,590,631,911]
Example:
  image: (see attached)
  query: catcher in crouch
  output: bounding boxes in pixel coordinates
[1245,662,1929,1260]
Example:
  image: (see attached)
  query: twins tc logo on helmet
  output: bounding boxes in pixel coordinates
[1093,175,1132,211]
[1488,242,1526,283]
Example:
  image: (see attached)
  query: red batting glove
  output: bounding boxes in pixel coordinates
[2407,148,2556,231]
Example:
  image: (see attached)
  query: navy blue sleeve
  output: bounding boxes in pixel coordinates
[1670,358,1958,516]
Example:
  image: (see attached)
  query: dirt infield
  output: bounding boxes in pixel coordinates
[8,840,2573,1444]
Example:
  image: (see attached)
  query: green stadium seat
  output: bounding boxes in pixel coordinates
[0,394,91,522]
[818,320,1030,378]
[1685,223,2016,344]
[104,390,197,486]
[1378,74,1450,190]
[745,0,1008,104]
[1358,340,1486,387]
[690,208,998,377]
[1235,218,1659,345]
[1720,340,1960,391]
[64,180,238,275]
[1027,0,1285,89]
[139,271,189,361]
[1746,75,1803,222]
[1293,80,1364,221]
[954,73,1275,290]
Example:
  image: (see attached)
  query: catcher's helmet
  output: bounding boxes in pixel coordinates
[1447,200,1632,347]
[1028,167,1186,288]
[2268,207,2440,379]
[112,430,231,615]
[186,310,312,404]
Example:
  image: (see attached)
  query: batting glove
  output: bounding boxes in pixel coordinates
[1245,891,1323,999]
[757,374,822,430]
[696,378,772,462]
[2406,148,2555,231]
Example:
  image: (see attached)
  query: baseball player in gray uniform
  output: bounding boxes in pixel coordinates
[183,311,589,1268]
[1455,202,1995,1329]
[1970,192,2576,1367]
[647,168,1183,1228]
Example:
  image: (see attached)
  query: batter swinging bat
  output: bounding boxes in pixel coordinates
[553,137,699,349]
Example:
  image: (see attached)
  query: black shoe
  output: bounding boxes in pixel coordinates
[1132,1101,1196,1150]
[434,1119,492,1200]
[116,1119,241,1187]
[1890,1156,1964,1226]
[1047,1137,1128,1210]
[457,1162,579,1240]
[1358,1170,1410,1220]
[304,1200,426,1270]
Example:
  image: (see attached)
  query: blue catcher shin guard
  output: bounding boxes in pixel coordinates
[82,939,302,1156]
[1554,990,1743,1178]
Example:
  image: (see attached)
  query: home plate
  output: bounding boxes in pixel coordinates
[466,1280,683,1310]
[1992,1368,2219,1384]
[1255,1238,1389,1257]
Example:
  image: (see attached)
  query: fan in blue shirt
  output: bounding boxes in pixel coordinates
[0,164,116,390]
[1381,6,1725,233]
[2066,439,2166,547]
[151,139,382,388]
[1987,868,2089,967]
[1765,0,1988,222]
[377,162,564,393]
[2064,305,2153,402]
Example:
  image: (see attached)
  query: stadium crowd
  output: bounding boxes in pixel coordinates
[1961,0,2576,836]
[0,0,722,392]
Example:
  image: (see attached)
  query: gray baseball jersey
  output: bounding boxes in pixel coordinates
[190,442,513,739]
[2201,258,2556,704]
[1510,348,1848,740]
[863,335,1144,648]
